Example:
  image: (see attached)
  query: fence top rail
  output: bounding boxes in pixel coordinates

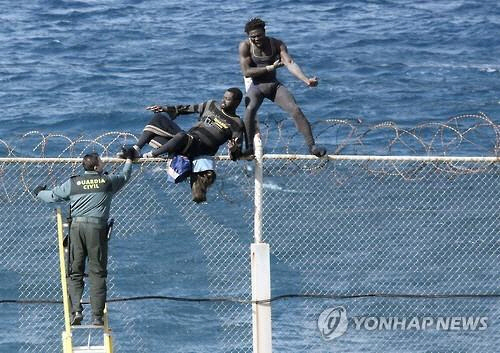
[263,154,500,162]
[0,155,499,163]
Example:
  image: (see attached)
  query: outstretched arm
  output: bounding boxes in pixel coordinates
[146,105,178,117]
[279,41,319,87]
[108,159,133,193]
[37,179,71,203]
[175,103,206,118]
[146,103,206,119]
[239,41,282,78]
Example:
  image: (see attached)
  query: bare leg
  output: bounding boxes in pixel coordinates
[273,85,326,156]
[243,84,265,152]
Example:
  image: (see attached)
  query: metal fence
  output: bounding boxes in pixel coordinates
[0,155,255,353]
[261,155,499,353]
[0,119,499,353]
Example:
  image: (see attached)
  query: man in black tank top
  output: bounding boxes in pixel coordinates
[239,18,326,157]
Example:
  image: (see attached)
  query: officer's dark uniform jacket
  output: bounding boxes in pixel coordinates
[37,161,132,220]
[185,100,244,156]
[37,161,132,318]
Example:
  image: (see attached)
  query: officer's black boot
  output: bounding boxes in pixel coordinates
[71,311,83,326]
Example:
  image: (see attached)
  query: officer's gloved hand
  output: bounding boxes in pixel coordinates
[117,145,140,160]
[33,185,47,196]
[309,145,327,157]
[142,151,154,158]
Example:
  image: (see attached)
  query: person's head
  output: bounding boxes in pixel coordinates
[190,170,216,203]
[245,18,266,48]
[82,152,104,173]
[245,17,266,35]
[221,87,243,113]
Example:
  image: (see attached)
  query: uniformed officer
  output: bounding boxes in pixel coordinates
[34,152,133,326]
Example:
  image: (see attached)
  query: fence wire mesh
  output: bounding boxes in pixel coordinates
[0,148,254,353]
[262,157,500,352]
[0,113,499,353]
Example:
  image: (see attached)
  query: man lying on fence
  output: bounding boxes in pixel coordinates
[118,87,245,203]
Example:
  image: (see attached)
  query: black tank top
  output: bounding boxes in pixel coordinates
[250,37,280,84]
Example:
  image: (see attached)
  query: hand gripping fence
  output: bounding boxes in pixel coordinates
[0,114,500,353]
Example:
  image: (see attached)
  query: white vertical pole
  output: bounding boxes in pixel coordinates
[253,134,263,244]
[251,134,272,353]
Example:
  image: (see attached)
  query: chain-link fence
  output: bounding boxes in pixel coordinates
[0,154,255,353]
[262,156,499,353]
[0,116,499,353]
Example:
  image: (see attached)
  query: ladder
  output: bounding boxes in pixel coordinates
[56,208,114,353]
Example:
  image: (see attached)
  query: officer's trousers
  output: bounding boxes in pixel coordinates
[68,221,108,317]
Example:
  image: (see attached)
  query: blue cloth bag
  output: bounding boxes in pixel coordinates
[167,155,192,183]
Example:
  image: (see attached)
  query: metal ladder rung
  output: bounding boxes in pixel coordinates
[73,346,105,353]
[71,325,105,330]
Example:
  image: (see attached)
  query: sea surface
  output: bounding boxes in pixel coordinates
[2,0,500,143]
[1,1,499,352]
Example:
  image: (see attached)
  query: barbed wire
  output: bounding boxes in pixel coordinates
[1,113,498,158]
[0,113,499,196]
[260,112,500,156]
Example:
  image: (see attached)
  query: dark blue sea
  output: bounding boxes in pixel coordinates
[1,1,499,352]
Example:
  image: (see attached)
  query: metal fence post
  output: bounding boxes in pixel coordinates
[251,134,273,353]
[56,208,73,353]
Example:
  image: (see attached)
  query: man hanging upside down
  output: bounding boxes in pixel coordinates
[119,87,245,203]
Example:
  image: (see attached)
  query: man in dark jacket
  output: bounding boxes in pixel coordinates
[127,87,245,161]
[35,153,133,326]
[119,87,244,203]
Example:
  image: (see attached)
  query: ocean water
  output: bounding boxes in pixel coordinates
[2,0,500,140]
[1,1,499,352]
